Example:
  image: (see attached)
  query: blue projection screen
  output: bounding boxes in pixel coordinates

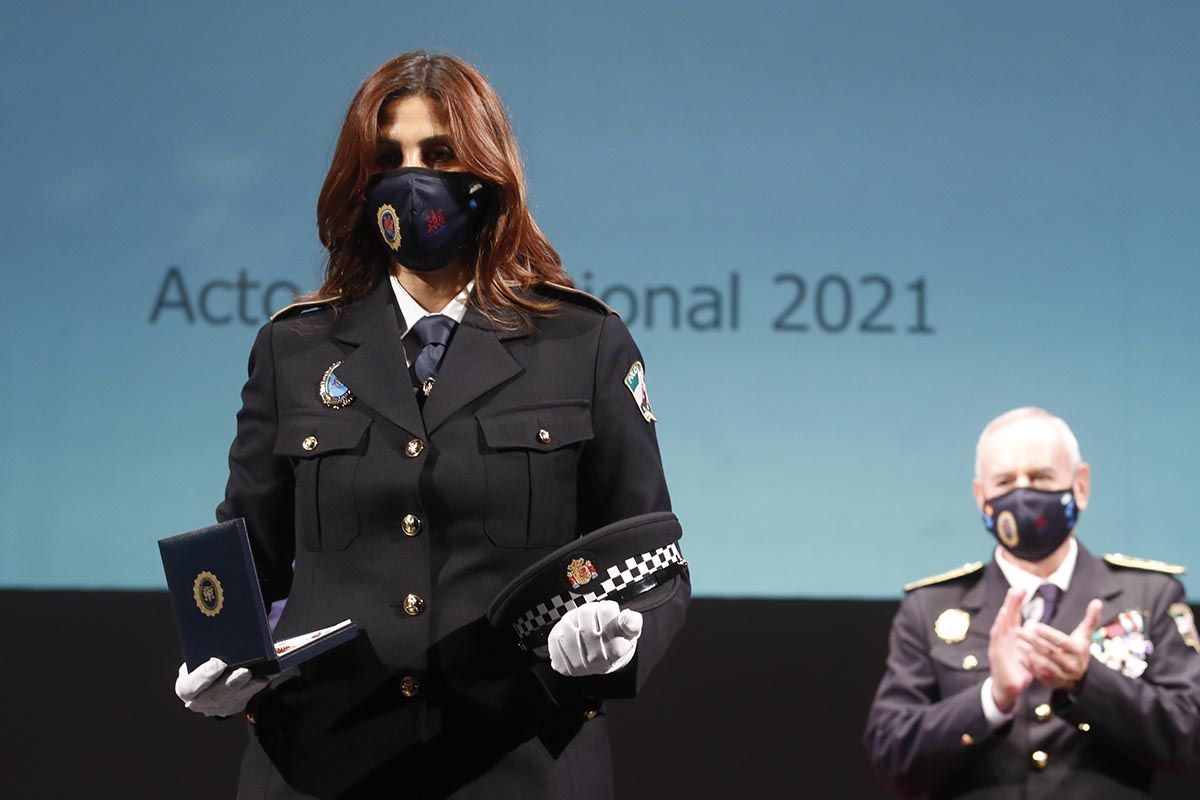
[2,3,1197,599]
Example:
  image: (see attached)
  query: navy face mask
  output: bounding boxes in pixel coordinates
[364,167,489,272]
[982,487,1080,562]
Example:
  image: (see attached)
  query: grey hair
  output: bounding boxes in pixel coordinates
[974,407,1082,479]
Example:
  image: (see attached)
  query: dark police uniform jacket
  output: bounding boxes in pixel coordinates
[216,277,690,799]
[864,543,1200,799]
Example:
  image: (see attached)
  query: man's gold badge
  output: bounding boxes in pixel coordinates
[934,608,971,644]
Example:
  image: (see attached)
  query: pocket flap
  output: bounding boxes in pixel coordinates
[478,401,593,452]
[930,643,989,672]
[273,413,371,457]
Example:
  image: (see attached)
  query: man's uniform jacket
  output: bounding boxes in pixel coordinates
[216,278,690,799]
[865,544,1200,799]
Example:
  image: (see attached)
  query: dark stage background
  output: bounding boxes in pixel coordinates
[3,592,1196,799]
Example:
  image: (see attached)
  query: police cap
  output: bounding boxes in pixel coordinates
[488,511,687,654]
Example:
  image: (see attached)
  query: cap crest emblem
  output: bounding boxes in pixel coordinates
[567,557,599,591]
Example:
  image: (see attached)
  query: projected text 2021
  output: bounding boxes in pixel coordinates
[578,271,934,334]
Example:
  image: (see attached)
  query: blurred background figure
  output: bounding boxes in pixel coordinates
[865,407,1200,798]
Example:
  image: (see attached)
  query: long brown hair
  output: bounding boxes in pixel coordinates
[315,51,570,320]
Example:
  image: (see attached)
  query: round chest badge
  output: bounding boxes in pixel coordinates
[319,361,354,409]
[996,510,1019,548]
[934,608,971,644]
[193,571,224,617]
[376,204,402,251]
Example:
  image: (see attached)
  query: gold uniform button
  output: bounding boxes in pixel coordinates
[302,435,318,451]
[405,439,425,458]
[961,734,974,747]
[400,675,420,698]
[403,593,426,616]
[584,709,599,720]
[1031,750,1049,770]
[1078,722,1091,733]
[961,654,979,670]
[245,712,257,725]
[402,514,422,537]
[538,428,552,444]
[1034,703,1052,722]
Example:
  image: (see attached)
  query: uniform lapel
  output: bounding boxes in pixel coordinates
[330,280,425,437]
[1055,542,1122,633]
[959,560,1010,638]
[420,305,526,435]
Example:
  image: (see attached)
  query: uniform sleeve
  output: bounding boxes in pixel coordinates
[533,313,690,708]
[575,313,672,531]
[214,322,295,606]
[863,593,995,797]
[1052,580,1200,769]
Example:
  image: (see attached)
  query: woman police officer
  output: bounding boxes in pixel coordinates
[173,52,688,798]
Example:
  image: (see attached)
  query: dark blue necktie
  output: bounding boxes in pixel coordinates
[407,314,458,393]
[1028,583,1062,624]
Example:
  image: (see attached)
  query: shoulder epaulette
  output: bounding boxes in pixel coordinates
[536,282,615,316]
[903,561,985,593]
[1104,553,1186,575]
[270,295,341,322]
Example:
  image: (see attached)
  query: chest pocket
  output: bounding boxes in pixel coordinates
[929,639,990,697]
[274,412,371,551]
[478,401,593,548]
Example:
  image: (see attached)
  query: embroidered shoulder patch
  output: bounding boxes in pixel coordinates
[1169,603,1200,653]
[624,361,656,423]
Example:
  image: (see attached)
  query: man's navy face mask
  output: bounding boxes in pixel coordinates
[364,167,489,272]
[982,487,1080,562]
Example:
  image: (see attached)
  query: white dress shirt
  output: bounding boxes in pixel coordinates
[388,274,472,367]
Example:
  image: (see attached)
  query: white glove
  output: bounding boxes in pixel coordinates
[548,600,643,677]
[175,657,269,717]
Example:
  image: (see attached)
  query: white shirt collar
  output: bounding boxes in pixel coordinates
[389,274,472,337]
[994,536,1078,597]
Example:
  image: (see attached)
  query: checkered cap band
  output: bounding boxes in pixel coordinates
[513,543,684,640]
